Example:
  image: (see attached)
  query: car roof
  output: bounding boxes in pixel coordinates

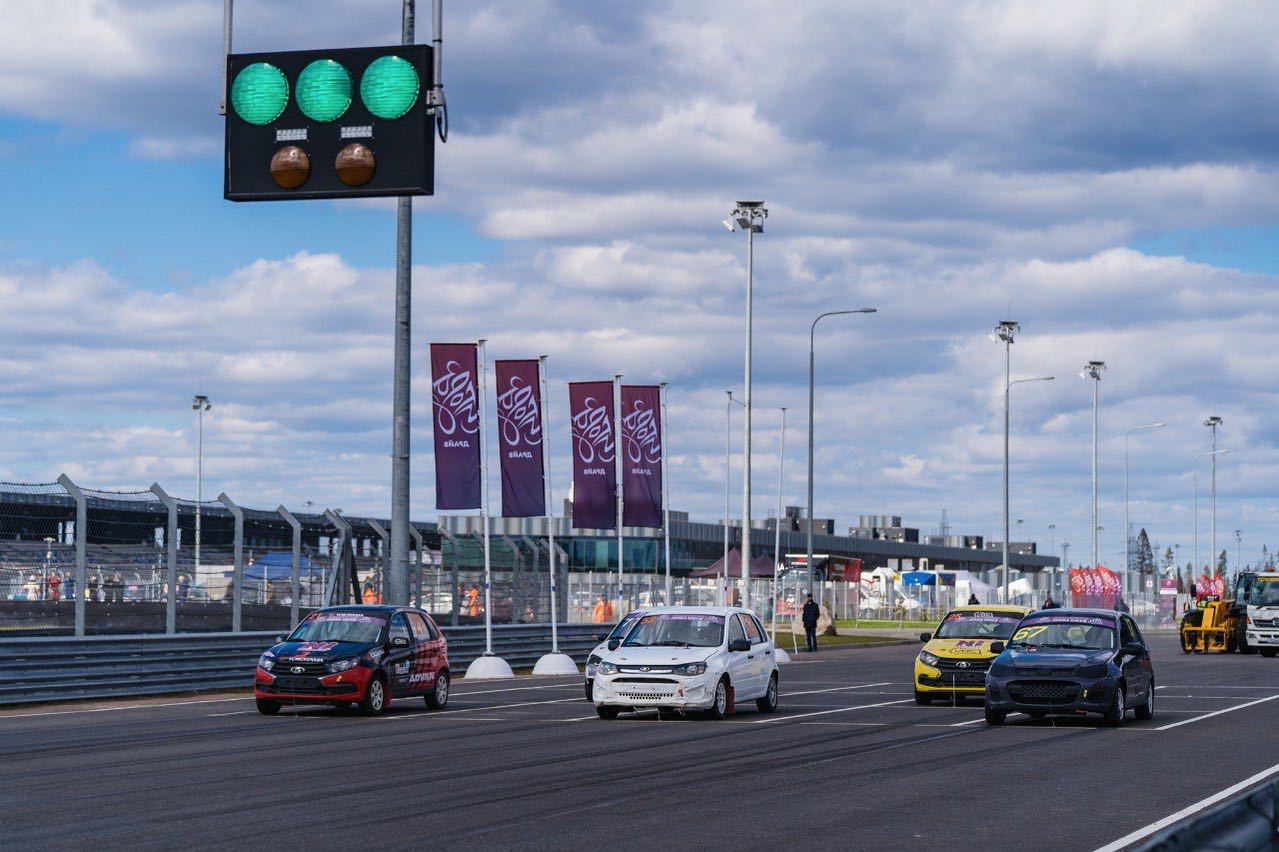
[320,604,407,614]
[948,604,1029,614]
[1026,608,1119,620]
[636,606,745,617]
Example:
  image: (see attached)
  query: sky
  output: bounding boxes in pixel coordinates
[0,0,1276,571]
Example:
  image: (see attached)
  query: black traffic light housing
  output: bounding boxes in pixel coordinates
[224,44,434,202]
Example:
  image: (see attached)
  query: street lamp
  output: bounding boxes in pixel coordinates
[806,308,878,596]
[1235,529,1243,574]
[1048,523,1057,598]
[1079,361,1106,569]
[1193,449,1229,573]
[1204,416,1222,576]
[1123,422,1165,594]
[192,394,212,579]
[724,201,767,607]
[997,357,1055,603]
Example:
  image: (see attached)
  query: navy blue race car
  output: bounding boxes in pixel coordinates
[983,609,1155,727]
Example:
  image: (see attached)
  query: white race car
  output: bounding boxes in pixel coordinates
[591,606,780,720]
[584,609,648,700]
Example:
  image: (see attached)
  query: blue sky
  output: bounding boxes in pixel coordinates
[0,0,1277,571]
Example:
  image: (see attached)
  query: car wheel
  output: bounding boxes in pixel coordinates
[1261,648,1278,658]
[1135,685,1154,720]
[359,675,387,716]
[1179,631,1192,654]
[1103,686,1125,727]
[596,706,620,720]
[914,691,932,706]
[705,678,730,720]
[584,680,593,702]
[756,674,779,713]
[424,670,449,710]
[255,698,281,716]
[984,706,1006,726]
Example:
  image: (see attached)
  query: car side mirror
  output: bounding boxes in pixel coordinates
[607,638,621,651]
[275,636,284,644]
[1121,643,1144,657]
[596,632,608,642]
[919,632,932,643]
[391,636,409,647]
[729,638,751,653]
[990,641,1006,654]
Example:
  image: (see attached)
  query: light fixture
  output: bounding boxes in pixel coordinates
[270,146,311,189]
[360,55,421,120]
[230,62,289,126]
[335,143,376,186]
[721,218,735,232]
[1080,360,1106,381]
[296,59,352,123]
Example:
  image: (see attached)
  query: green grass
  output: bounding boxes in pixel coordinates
[769,632,905,648]
[834,618,936,629]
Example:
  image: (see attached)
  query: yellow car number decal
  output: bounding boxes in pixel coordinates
[1012,625,1048,642]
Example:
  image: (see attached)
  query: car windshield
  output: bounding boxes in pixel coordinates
[608,612,645,641]
[287,611,386,644]
[1248,579,1279,607]
[623,613,725,648]
[934,610,1023,640]
[1009,615,1116,650]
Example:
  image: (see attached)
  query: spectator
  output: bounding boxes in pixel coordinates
[25,574,41,601]
[802,594,820,653]
[176,573,190,602]
[110,572,124,603]
[63,571,75,602]
[1042,596,1061,609]
[603,596,614,623]
[466,585,481,618]
[363,582,379,604]
[592,595,608,624]
[47,571,63,602]
[86,573,100,603]
[967,593,980,605]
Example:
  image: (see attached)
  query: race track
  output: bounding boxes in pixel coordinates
[3,637,1276,850]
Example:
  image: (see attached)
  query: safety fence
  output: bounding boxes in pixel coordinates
[1136,773,1279,850]
[0,623,602,706]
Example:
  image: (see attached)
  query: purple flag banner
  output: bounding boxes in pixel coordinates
[569,381,616,530]
[621,385,663,528]
[494,359,546,518]
[430,343,481,510]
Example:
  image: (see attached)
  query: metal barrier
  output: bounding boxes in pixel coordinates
[0,623,602,706]
[1137,774,1279,850]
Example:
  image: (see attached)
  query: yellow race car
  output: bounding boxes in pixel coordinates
[914,605,1030,705]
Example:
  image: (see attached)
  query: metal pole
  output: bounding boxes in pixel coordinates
[724,390,732,606]
[772,408,787,639]
[660,382,671,603]
[741,223,754,609]
[278,505,302,628]
[58,475,87,637]
[478,339,492,654]
[219,493,244,632]
[1091,378,1099,569]
[196,403,203,582]
[539,355,560,651]
[218,0,233,115]
[1193,462,1199,575]
[1211,421,1218,574]
[1002,335,1010,602]
[613,374,624,615]
[388,0,415,608]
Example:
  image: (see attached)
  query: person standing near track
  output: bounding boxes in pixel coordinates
[802,593,820,652]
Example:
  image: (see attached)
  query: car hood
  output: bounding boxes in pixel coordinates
[607,646,716,665]
[1001,647,1112,670]
[266,640,378,663]
[924,637,1004,659]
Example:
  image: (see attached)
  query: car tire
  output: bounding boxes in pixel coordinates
[1135,685,1154,720]
[424,670,449,710]
[756,674,779,713]
[584,680,594,702]
[359,675,387,716]
[1103,686,1125,727]
[1261,648,1277,658]
[705,678,730,720]
[596,706,620,720]
[255,698,281,716]
[984,706,1006,726]
[914,691,932,706]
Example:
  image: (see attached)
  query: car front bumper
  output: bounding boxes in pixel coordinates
[254,665,372,703]
[592,672,715,709]
[914,660,991,694]
[984,674,1115,715]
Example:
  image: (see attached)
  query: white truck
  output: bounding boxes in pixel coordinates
[1244,572,1279,657]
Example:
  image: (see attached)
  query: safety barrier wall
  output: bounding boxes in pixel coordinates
[1136,775,1279,850]
[0,623,603,706]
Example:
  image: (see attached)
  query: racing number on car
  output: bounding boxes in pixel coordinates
[1013,625,1049,642]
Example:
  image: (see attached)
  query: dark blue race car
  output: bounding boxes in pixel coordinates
[983,609,1155,727]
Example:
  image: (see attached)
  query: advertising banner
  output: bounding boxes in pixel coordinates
[1070,566,1120,609]
[569,381,617,530]
[430,343,481,510]
[621,385,663,528]
[494,360,545,518]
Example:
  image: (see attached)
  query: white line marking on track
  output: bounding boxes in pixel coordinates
[205,711,255,717]
[750,698,914,723]
[0,696,251,719]
[784,682,892,696]
[1093,760,1279,852]
[377,697,583,720]
[450,683,580,696]
[1154,694,1279,730]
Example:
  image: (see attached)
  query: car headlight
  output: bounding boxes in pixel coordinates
[258,653,275,671]
[672,662,707,676]
[598,660,620,676]
[327,657,360,673]
[587,653,602,666]
[1075,663,1109,678]
[917,650,940,667]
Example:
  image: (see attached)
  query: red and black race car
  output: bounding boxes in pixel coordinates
[254,605,449,716]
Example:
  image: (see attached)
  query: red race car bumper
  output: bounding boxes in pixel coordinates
[254,665,377,704]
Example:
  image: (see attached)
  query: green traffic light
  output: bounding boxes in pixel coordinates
[230,62,289,125]
[360,55,420,120]
[296,59,352,123]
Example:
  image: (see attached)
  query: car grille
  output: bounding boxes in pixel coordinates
[1007,681,1081,704]
[278,660,328,676]
[1252,618,1278,628]
[618,665,676,674]
[613,677,678,684]
[266,675,325,694]
[935,658,991,673]
[615,688,679,701]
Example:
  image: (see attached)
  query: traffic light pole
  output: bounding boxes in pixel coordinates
[388,0,416,606]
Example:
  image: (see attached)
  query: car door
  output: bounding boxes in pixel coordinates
[741,614,771,697]
[1118,616,1147,705]
[726,615,756,697]
[386,611,415,696]
[1124,616,1153,699]
[406,611,439,693]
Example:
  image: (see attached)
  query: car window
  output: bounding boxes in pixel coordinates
[728,615,747,645]
[741,615,763,644]
[1120,617,1135,646]
[407,611,433,640]
[751,615,770,643]
[1123,617,1143,646]
[389,612,411,643]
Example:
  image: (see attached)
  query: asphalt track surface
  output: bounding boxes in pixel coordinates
[3,637,1278,851]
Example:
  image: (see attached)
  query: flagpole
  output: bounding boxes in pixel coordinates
[540,356,559,651]
[614,374,624,617]
[660,382,671,604]
[479,338,493,656]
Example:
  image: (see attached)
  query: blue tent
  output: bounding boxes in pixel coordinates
[901,571,937,587]
[227,551,317,582]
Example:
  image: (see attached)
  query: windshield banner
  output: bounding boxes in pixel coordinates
[621,385,663,528]
[569,381,617,529]
[495,359,545,518]
[1021,614,1113,628]
[430,343,482,510]
[944,612,1021,624]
